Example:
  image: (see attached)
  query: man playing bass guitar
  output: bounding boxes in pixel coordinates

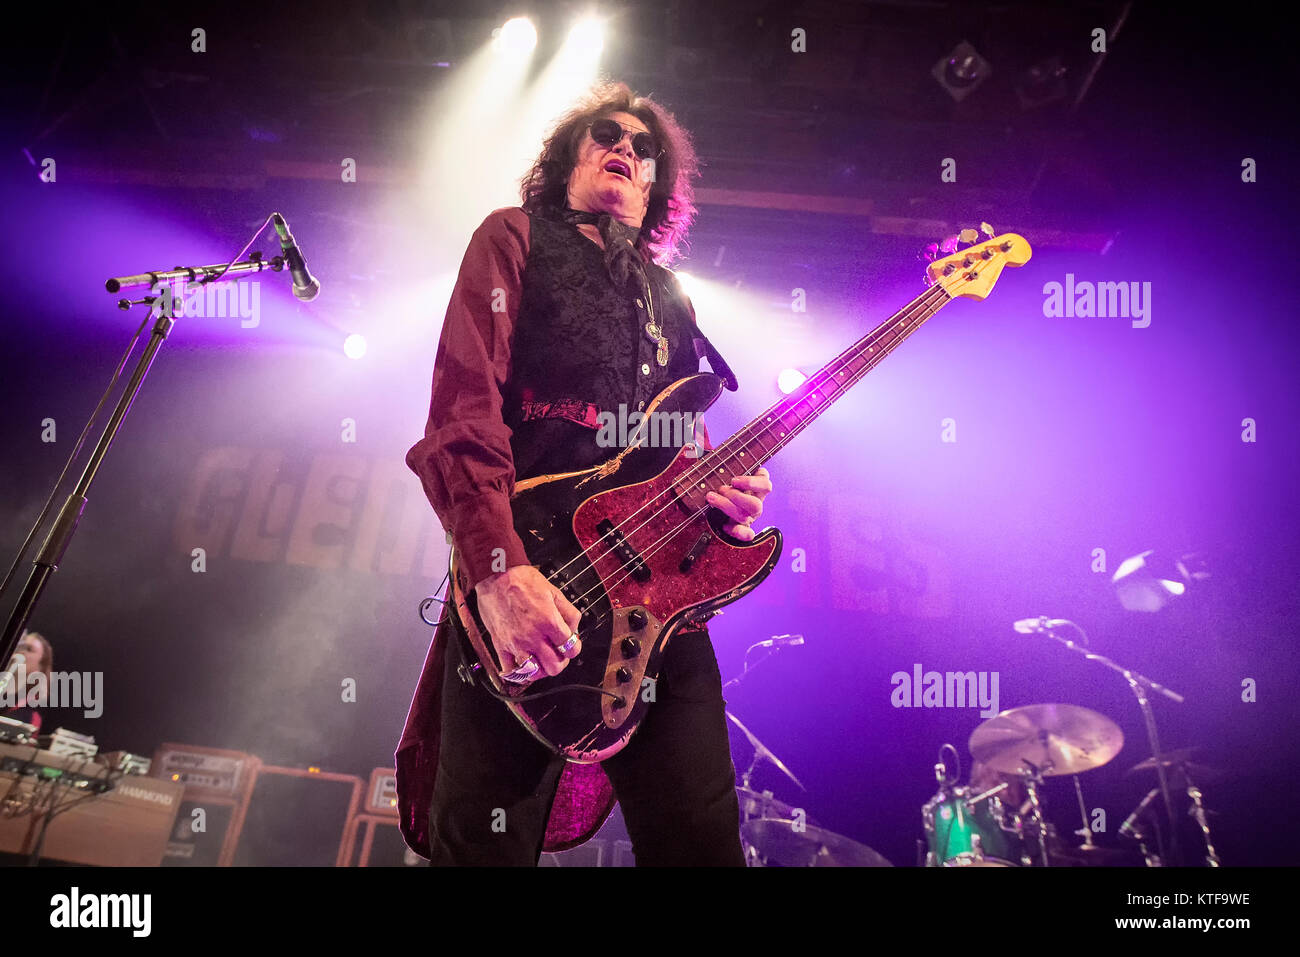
[398,81,772,866]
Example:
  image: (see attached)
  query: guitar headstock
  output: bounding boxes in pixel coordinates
[926,224,1032,300]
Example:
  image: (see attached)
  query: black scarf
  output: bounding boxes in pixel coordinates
[560,207,648,295]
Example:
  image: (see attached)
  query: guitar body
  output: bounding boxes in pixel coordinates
[450,372,782,762]
[442,230,1033,763]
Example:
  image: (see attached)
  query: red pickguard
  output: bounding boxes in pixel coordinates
[572,445,778,626]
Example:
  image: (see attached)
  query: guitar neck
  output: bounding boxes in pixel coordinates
[692,282,954,492]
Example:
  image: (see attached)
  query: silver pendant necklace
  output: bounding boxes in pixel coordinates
[643,278,669,366]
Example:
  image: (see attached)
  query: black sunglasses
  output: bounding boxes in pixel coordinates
[588,118,661,161]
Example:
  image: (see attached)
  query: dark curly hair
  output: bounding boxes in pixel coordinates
[520,81,699,266]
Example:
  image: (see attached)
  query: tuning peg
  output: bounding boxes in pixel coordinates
[958,227,979,245]
[980,222,995,238]
[939,234,960,255]
[921,241,940,262]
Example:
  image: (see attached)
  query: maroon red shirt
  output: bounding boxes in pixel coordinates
[397,206,713,857]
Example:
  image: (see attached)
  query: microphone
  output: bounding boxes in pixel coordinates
[1012,616,1069,635]
[1119,788,1160,839]
[753,634,805,649]
[271,213,321,302]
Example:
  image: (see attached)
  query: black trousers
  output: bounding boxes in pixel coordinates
[427,625,745,866]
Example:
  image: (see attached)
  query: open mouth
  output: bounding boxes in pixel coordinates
[603,159,632,179]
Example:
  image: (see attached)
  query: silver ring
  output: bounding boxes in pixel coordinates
[501,655,540,684]
[555,634,580,656]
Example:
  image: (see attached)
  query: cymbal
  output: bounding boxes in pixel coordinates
[1128,746,1198,771]
[736,786,804,822]
[969,704,1124,777]
[1048,843,1145,867]
[741,819,892,867]
[1128,748,1225,785]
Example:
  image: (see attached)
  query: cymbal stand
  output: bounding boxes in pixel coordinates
[1019,763,1051,867]
[1126,819,1164,868]
[1185,770,1221,867]
[1072,774,1096,848]
[1026,619,1184,865]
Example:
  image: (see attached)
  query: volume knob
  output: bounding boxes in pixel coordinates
[628,609,648,629]
[621,637,641,659]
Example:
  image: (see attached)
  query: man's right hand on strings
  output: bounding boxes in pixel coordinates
[474,565,583,679]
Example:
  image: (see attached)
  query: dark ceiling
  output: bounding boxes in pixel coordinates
[4,1,1288,253]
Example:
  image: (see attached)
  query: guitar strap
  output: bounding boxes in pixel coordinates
[692,329,738,392]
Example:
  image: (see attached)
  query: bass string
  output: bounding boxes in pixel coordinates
[543,282,951,591]
[560,285,954,614]
[561,286,952,613]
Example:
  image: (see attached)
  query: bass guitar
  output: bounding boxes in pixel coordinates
[448,228,1032,760]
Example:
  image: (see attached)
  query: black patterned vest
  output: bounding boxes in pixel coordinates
[503,210,709,481]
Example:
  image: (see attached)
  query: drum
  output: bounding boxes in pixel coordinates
[922,787,1023,867]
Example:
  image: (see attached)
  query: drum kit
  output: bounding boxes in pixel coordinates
[923,703,1132,868]
[725,637,896,867]
[919,703,1226,868]
[730,692,1222,867]
[731,711,893,867]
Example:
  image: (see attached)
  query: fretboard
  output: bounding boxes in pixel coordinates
[678,282,953,502]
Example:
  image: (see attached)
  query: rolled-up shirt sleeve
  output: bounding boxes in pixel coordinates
[405,207,531,590]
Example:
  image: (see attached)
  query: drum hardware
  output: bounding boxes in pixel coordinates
[722,642,806,799]
[724,643,892,867]
[723,651,812,865]
[729,731,893,867]
[1070,773,1096,850]
[1128,749,1223,866]
[1127,748,1225,786]
[1118,805,1163,868]
[921,704,1163,868]
[922,740,1032,867]
[1011,616,1186,864]
[1048,841,1147,867]
[921,784,1024,867]
[728,709,805,795]
[735,785,801,823]
[741,819,892,867]
[1186,781,1220,867]
[1016,762,1052,868]
[967,702,1125,868]
[919,700,1207,868]
[967,782,1009,807]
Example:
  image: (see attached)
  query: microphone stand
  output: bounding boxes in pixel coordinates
[1025,618,1184,866]
[722,635,803,692]
[0,254,284,664]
